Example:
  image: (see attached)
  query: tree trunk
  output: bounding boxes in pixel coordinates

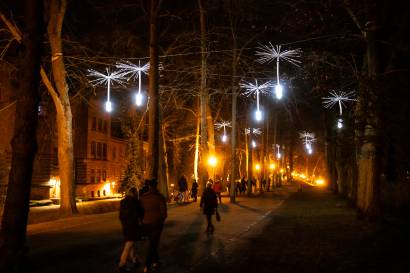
[148,0,161,181]
[198,0,209,191]
[0,0,43,270]
[230,32,237,202]
[194,107,200,181]
[44,0,77,216]
[355,0,381,219]
[159,122,169,198]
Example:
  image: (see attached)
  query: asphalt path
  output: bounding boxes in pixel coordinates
[27,184,409,273]
[27,186,295,273]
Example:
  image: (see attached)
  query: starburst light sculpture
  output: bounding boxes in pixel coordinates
[215,121,232,143]
[256,43,302,99]
[299,131,316,154]
[116,60,150,107]
[88,68,127,112]
[240,79,272,121]
[245,128,262,135]
[322,90,356,129]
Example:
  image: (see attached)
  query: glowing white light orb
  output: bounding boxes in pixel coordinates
[308,148,313,155]
[305,143,311,151]
[105,101,112,112]
[337,118,343,129]
[277,152,282,159]
[135,93,143,106]
[222,134,228,142]
[252,140,256,148]
[275,84,283,100]
[255,109,263,121]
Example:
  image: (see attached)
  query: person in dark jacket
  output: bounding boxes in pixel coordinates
[191,179,198,202]
[140,179,167,273]
[118,187,144,271]
[200,181,218,234]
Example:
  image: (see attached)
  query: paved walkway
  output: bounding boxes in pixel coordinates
[25,184,409,273]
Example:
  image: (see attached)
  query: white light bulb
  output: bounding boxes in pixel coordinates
[277,152,282,159]
[135,93,143,106]
[275,84,283,100]
[255,109,262,121]
[105,101,112,112]
[252,140,256,148]
[337,118,343,129]
[308,148,313,155]
[222,134,227,142]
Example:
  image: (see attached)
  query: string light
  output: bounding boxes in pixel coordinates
[322,90,356,130]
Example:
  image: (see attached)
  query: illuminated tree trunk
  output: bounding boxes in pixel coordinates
[0,0,43,270]
[148,0,161,181]
[194,109,200,181]
[206,104,215,155]
[43,0,77,216]
[198,0,209,191]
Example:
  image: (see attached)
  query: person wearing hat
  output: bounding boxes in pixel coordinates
[140,179,167,272]
[200,180,218,234]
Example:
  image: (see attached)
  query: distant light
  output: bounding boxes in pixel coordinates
[315,178,325,186]
[308,148,313,155]
[269,163,276,170]
[280,168,284,173]
[222,134,228,142]
[277,152,282,159]
[105,101,112,112]
[305,143,311,151]
[208,155,217,167]
[337,118,343,129]
[255,164,261,171]
[252,140,256,148]
[135,93,144,106]
[275,84,283,100]
[255,109,262,121]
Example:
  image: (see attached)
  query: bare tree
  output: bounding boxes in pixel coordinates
[41,0,77,216]
[0,0,44,270]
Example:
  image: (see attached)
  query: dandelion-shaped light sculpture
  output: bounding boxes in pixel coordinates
[245,128,262,135]
[88,68,127,112]
[275,144,282,159]
[240,79,272,122]
[256,43,302,100]
[322,90,356,130]
[116,60,150,107]
[299,131,316,155]
[215,121,232,143]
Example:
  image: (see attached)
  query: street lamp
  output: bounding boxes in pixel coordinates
[208,155,217,181]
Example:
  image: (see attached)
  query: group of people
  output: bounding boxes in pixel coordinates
[118,179,167,273]
[118,176,222,272]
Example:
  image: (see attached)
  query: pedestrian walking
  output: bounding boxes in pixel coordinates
[200,181,218,234]
[191,179,198,202]
[118,187,144,272]
[213,179,222,203]
[140,179,167,273]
